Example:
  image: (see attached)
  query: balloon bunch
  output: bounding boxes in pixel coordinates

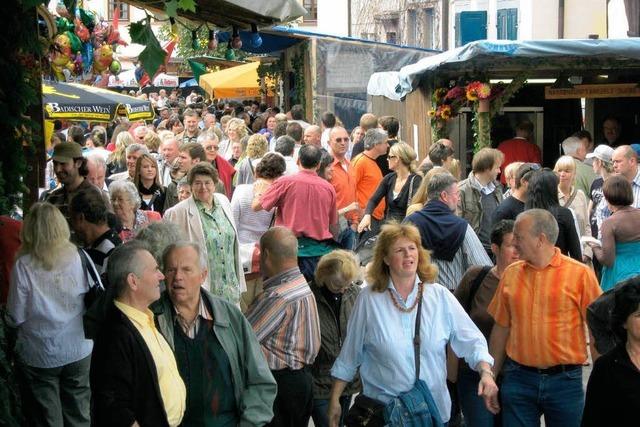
[50,1,127,84]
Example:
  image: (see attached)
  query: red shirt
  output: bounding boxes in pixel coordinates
[497,137,542,184]
[330,158,359,225]
[0,216,21,304]
[261,169,338,241]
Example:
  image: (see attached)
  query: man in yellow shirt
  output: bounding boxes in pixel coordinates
[91,242,186,427]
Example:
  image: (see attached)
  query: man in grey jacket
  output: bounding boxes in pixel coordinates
[153,241,277,426]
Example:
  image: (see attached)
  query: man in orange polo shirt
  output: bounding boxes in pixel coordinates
[488,209,601,427]
[328,126,360,250]
[351,128,387,240]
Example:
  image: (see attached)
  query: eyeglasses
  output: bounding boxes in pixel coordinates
[334,137,349,143]
[204,145,219,151]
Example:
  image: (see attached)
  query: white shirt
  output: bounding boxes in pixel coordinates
[7,251,93,368]
[331,277,493,422]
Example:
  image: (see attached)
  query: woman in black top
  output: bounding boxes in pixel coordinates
[525,169,582,261]
[133,153,166,215]
[582,277,640,427]
[358,142,422,232]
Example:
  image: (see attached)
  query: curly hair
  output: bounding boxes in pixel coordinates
[255,153,286,180]
[245,133,269,159]
[366,222,437,292]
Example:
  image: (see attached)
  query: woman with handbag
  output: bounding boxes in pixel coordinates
[328,223,499,427]
[6,203,93,426]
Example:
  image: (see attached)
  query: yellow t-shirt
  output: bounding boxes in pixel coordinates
[115,301,186,427]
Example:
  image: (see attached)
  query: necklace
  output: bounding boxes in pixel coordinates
[388,282,423,313]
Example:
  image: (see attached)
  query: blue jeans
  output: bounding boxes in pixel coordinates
[312,395,351,427]
[337,227,356,251]
[457,368,497,427]
[500,360,584,427]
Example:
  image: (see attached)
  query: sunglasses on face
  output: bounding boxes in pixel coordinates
[334,137,349,143]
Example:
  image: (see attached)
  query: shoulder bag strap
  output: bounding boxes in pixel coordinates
[414,283,423,382]
[465,266,492,313]
[564,188,578,208]
[408,174,416,200]
[77,248,104,291]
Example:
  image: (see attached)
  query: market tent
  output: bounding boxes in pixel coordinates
[367,38,640,100]
[42,80,154,122]
[153,73,179,87]
[180,78,198,88]
[199,61,260,99]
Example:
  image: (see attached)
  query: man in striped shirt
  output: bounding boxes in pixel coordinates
[488,209,602,426]
[246,226,321,427]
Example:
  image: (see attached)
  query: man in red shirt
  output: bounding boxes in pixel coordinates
[497,121,541,184]
[253,144,339,281]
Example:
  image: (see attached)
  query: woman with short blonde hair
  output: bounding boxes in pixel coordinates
[554,155,592,261]
[311,249,362,427]
[235,134,269,185]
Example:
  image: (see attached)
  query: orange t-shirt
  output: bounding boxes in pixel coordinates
[351,153,385,220]
[488,248,602,367]
[330,158,360,225]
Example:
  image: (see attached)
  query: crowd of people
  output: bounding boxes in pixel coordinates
[1,92,639,427]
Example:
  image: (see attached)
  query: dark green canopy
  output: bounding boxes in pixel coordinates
[42,80,155,122]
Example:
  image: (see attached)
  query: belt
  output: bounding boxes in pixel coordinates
[514,361,581,375]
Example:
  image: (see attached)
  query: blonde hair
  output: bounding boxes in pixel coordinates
[409,166,450,213]
[448,158,461,180]
[19,203,75,270]
[143,131,161,152]
[245,134,269,159]
[227,118,248,141]
[314,250,361,289]
[366,222,437,292]
[504,161,524,182]
[134,154,161,189]
[554,155,577,186]
[109,131,135,165]
[389,142,418,173]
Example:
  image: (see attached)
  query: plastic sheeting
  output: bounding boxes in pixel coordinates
[368,38,640,100]
[314,38,434,130]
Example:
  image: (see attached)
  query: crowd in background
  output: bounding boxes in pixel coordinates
[1,88,639,427]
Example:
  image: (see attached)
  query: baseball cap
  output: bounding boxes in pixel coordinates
[586,144,614,163]
[52,142,83,162]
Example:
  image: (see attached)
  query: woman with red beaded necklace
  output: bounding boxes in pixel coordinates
[327,223,499,427]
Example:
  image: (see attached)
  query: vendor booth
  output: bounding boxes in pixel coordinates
[367,38,640,169]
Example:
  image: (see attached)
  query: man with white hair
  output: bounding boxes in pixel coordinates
[159,133,180,186]
[562,135,597,197]
[351,128,388,236]
[86,153,109,193]
[109,143,150,182]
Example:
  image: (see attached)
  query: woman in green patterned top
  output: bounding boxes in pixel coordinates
[164,162,246,305]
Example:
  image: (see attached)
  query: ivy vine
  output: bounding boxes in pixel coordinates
[291,45,306,108]
[1,1,42,216]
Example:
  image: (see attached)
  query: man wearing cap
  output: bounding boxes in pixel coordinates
[43,142,110,231]
[154,106,170,128]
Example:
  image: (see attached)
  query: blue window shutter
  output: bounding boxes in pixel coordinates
[497,8,518,40]
[458,11,487,46]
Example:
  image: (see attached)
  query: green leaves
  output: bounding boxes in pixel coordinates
[165,0,179,18]
[129,19,167,77]
[177,0,197,13]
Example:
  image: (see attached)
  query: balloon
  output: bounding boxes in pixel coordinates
[93,44,113,73]
[74,17,90,42]
[82,42,93,74]
[109,59,122,75]
[64,31,82,53]
[78,9,96,31]
[55,17,74,34]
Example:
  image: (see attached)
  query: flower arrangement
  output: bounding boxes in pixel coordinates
[465,81,491,101]
[429,75,527,151]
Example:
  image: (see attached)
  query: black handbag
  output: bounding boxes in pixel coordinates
[344,394,386,427]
